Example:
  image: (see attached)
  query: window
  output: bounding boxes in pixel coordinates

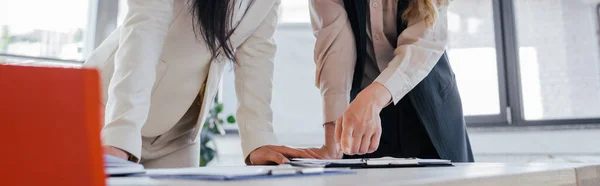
[447,0,503,117]
[0,0,90,61]
[514,0,600,120]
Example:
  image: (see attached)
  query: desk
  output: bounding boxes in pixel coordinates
[108,163,600,186]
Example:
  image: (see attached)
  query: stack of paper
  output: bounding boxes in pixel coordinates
[103,155,353,180]
[104,155,146,176]
[144,165,353,181]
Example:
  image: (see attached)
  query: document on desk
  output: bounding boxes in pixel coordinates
[289,157,452,168]
[104,155,146,176]
[144,165,353,181]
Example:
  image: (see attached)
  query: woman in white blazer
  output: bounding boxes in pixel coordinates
[84,0,316,168]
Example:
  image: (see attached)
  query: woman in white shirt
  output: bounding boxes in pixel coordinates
[85,0,316,168]
[308,0,474,162]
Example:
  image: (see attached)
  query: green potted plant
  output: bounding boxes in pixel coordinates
[200,102,236,166]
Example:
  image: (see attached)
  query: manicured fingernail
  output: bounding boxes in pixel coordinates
[282,159,290,163]
[336,143,341,151]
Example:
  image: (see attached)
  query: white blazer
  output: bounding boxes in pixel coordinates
[83,0,280,160]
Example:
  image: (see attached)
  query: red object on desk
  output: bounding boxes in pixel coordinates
[0,64,105,186]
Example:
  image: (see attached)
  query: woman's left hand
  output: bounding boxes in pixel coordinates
[247,145,319,165]
[304,145,343,160]
[336,82,392,155]
[303,122,343,159]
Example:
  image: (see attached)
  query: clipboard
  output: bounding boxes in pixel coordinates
[289,157,453,169]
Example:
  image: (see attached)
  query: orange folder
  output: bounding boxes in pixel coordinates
[0,64,105,186]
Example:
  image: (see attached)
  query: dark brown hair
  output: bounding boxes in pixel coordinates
[191,0,254,62]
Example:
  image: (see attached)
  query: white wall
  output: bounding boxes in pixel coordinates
[220,25,324,140]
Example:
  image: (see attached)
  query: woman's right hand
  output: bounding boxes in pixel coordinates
[103,146,129,160]
[335,82,390,156]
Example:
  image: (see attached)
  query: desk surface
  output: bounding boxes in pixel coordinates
[108,163,600,186]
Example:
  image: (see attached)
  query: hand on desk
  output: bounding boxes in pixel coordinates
[103,146,129,160]
[306,123,343,159]
[247,145,320,165]
[304,145,342,160]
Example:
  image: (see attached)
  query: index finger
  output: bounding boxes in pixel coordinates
[341,123,354,155]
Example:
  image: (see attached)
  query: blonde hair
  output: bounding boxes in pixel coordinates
[402,0,448,27]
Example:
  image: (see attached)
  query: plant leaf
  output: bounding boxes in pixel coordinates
[216,104,223,114]
[227,115,236,124]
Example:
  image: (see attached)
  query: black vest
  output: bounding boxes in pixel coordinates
[343,0,474,162]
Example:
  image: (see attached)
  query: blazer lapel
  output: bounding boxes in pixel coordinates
[191,60,225,141]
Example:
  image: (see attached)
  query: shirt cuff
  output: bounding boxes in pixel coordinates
[239,129,278,162]
[375,68,413,105]
[101,125,142,163]
[321,92,350,123]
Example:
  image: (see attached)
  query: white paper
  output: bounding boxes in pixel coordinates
[415,158,452,165]
[104,155,145,176]
[145,166,285,177]
[366,157,419,165]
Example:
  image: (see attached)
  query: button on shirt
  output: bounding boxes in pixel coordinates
[362,0,399,89]
[310,0,449,123]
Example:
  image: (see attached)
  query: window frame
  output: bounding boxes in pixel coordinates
[597,3,600,60]
[495,0,600,126]
[464,0,510,126]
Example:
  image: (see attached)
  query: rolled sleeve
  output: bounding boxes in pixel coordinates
[310,0,356,123]
[239,130,278,160]
[375,5,448,104]
[322,92,350,124]
[101,125,142,162]
[375,66,412,104]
